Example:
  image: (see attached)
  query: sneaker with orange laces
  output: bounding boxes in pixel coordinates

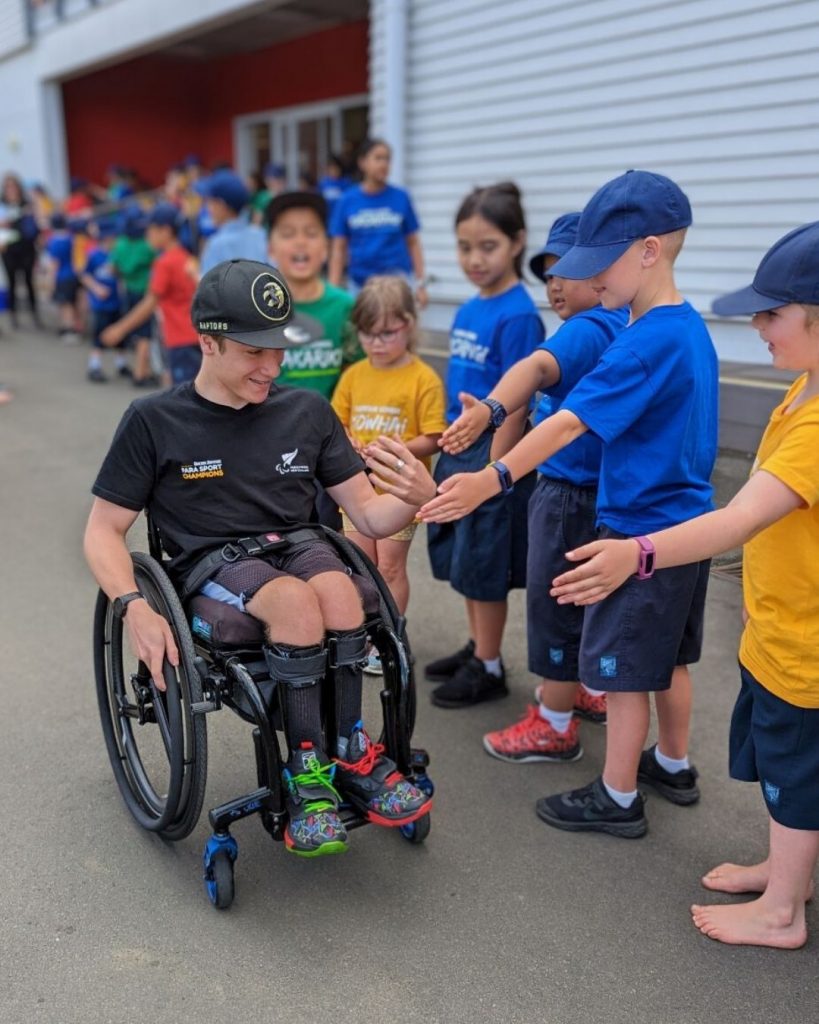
[534,683,607,725]
[483,705,583,763]
[334,722,432,826]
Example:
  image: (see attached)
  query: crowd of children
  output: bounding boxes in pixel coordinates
[4,146,817,951]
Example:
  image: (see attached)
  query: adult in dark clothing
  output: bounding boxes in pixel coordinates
[0,174,41,328]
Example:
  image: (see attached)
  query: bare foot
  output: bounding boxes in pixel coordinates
[691,900,807,949]
[702,861,814,901]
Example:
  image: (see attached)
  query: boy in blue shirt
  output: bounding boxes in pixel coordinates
[81,219,126,383]
[440,212,628,758]
[419,170,718,837]
[44,213,80,342]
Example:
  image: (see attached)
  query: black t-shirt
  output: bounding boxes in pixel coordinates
[92,382,364,577]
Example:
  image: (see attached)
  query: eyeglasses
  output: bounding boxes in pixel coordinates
[358,325,406,344]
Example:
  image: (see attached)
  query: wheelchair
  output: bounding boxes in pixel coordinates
[92,519,434,910]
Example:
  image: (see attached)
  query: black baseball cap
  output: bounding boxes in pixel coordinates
[192,259,320,349]
[265,190,328,230]
[712,221,819,316]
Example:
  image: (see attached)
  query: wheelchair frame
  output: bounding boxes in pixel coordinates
[93,517,433,909]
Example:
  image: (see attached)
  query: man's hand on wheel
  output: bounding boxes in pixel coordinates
[124,599,179,691]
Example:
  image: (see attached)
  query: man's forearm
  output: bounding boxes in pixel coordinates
[348,494,418,539]
[84,524,140,599]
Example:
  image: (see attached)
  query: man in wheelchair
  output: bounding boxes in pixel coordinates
[84,258,437,857]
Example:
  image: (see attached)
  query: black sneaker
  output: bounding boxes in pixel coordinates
[87,367,108,383]
[424,639,475,681]
[117,365,134,379]
[431,656,508,708]
[637,745,700,806]
[535,776,647,838]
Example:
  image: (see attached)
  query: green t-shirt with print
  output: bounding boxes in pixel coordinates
[279,282,363,399]
[111,237,156,294]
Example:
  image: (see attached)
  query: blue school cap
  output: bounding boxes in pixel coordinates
[120,204,147,238]
[529,212,581,281]
[94,217,119,239]
[195,169,250,213]
[50,213,67,230]
[183,153,203,169]
[712,221,819,316]
[148,202,181,229]
[549,170,693,280]
[264,162,286,179]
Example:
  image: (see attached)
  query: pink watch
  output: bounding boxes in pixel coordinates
[634,536,656,579]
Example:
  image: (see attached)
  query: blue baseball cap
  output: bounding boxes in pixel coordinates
[549,170,693,280]
[529,212,581,280]
[120,204,147,238]
[712,221,819,316]
[94,217,119,239]
[147,202,181,229]
[195,169,250,212]
[264,162,286,180]
[183,153,203,168]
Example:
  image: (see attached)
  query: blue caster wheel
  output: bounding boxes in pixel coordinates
[415,773,434,798]
[400,811,431,844]
[203,833,238,909]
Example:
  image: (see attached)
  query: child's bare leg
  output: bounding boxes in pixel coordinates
[374,537,411,615]
[654,664,692,759]
[134,338,151,380]
[538,679,580,712]
[692,818,818,948]
[466,597,507,661]
[602,691,650,792]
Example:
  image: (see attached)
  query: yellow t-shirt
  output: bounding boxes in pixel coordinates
[331,355,446,470]
[739,374,819,708]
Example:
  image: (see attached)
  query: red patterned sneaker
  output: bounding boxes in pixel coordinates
[483,705,583,763]
[533,683,607,725]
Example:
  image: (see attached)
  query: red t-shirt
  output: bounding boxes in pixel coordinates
[150,244,197,349]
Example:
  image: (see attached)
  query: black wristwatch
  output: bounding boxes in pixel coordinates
[112,591,145,618]
[480,397,508,432]
[489,460,515,495]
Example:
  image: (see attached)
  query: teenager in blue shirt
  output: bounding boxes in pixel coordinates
[421,171,718,839]
[328,138,428,310]
[440,212,628,754]
[424,182,544,708]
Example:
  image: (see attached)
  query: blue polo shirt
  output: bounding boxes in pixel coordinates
[199,216,268,274]
[329,183,419,285]
[535,305,629,487]
[445,283,544,423]
[84,248,121,313]
[46,232,75,282]
[562,301,718,533]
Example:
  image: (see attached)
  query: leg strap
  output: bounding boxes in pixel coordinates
[264,642,326,689]
[326,627,368,670]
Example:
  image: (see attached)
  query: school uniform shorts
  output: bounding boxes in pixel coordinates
[730,664,819,830]
[526,475,597,681]
[578,525,710,692]
[427,431,534,602]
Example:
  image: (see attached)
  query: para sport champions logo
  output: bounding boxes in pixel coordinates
[251,272,291,323]
[275,447,310,475]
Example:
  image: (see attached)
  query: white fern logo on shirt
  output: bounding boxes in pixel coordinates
[276,447,309,474]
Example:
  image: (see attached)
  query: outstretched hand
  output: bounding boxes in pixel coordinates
[364,435,436,507]
[417,467,499,523]
[550,538,640,606]
[439,392,490,454]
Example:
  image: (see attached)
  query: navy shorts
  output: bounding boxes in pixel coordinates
[124,290,153,341]
[427,431,535,601]
[527,475,597,681]
[92,308,123,350]
[578,526,710,692]
[730,664,819,830]
[166,344,202,384]
[53,276,78,305]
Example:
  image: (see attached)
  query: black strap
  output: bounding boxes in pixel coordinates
[179,527,325,602]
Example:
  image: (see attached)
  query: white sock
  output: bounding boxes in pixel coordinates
[581,683,605,697]
[654,747,690,773]
[603,780,638,808]
[481,656,503,678]
[88,353,101,370]
[537,703,573,733]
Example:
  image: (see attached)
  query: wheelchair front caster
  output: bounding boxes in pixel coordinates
[203,833,238,909]
[399,812,431,844]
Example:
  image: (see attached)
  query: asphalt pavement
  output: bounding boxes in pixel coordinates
[1,324,816,1024]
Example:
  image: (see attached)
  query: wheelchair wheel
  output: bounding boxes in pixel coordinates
[94,552,207,840]
[399,812,431,844]
[206,850,235,910]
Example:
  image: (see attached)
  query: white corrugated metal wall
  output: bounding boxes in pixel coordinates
[371,0,819,359]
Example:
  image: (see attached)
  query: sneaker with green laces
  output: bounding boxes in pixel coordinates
[283,743,348,857]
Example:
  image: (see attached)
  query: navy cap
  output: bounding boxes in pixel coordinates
[94,217,119,239]
[712,221,819,316]
[264,162,287,180]
[120,204,147,238]
[550,170,693,280]
[196,170,250,213]
[147,202,181,229]
[265,190,327,229]
[529,212,581,281]
[183,153,203,168]
[192,259,321,349]
[50,213,67,230]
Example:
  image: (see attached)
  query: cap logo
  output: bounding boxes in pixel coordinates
[251,272,290,323]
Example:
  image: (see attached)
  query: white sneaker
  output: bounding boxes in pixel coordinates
[362,652,383,676]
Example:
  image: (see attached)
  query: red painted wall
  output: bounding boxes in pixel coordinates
[62,20,368,188]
